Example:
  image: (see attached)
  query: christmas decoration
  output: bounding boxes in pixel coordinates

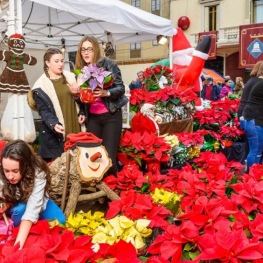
[177,16,190,30]
[0,34,37,93]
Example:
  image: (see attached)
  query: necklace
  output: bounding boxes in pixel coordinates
[50,76,62,81]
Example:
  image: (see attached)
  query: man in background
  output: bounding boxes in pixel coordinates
[129,70,145,90]
[201,76,221,101]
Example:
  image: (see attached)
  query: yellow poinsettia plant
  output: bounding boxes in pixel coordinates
[92,215,152,249]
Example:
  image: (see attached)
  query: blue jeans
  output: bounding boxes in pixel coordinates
[242,119,263,169]
[7,199,66,227]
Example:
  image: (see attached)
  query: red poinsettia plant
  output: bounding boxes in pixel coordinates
[218,125,244,142]
[118,130,171,166]
[130,86,197,121]
[143,65,173,91]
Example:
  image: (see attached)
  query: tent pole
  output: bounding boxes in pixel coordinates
[8,0,15,35]
[16,0,25,140]
[7,0,19,140]
[169,36,172,69]
[16,0,22,34]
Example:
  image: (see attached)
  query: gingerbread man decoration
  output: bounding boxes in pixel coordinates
[0,33,37,93]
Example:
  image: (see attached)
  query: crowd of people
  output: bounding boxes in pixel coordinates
[0,34,262,249]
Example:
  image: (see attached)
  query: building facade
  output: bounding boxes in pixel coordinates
[117,0,263,83]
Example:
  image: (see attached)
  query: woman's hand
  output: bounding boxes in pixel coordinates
[54,124,65,134]
[78,114,86,124]
[15,220,33,249]
[68,82,80,96]
[93,87,108,98]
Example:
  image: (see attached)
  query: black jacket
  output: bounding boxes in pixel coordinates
[33,88,64,159]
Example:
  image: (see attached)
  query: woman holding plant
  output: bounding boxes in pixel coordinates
[74,36,128,176]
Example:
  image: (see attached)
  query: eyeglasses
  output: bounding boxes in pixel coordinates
[81,47,93,53]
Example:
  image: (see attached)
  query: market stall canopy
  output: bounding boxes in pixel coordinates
[151,58,224,84]
[0,0,174,51]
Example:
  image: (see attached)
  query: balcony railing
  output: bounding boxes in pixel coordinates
[190,26,239,47]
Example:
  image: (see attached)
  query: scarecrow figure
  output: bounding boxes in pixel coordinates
[0,34,37,142]
[50,132,119,217]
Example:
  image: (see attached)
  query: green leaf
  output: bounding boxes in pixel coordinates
[189,250,200,260]
[138,256,148,262]
[141,183,149,193]
[74,69,82,75]
[170,98,181,105]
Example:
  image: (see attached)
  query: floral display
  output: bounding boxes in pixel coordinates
[74,64,113,103]
[1,94,260,262]
[118,130,171,166]
[143,65,173,91]
[130,86,197,122]
[2,155,263,262]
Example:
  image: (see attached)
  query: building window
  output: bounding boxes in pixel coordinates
[130,43,141,58]
[203,4,219,31]
[253,0,263,23]
[208,5,217,31]
[131,0,140,8]
[151,0,160,16]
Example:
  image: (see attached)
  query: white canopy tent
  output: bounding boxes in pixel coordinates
[0,0,174,51]
[0,0,175,140]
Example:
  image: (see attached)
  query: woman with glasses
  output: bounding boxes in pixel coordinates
[29,48,86,162]
[75,36,128,176]
[219,79,233,99]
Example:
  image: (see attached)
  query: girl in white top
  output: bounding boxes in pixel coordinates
[0,140,65,249]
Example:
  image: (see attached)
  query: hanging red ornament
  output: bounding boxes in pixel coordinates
[177,16,190,30]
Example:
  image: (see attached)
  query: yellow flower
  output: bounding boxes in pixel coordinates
[161,134,179,148]
[65,211,106,235]
[187,145,200,159]
[151,188,182,216]
[151,188,180,205]
[92,215,152,249]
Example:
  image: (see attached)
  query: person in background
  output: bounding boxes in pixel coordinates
[237,61,263,168]
[219,78,233,98]
[224,75,235,91]
[242,62,263,170]
[129,70,145,90]
[30,48,86,162]
[238,61,263,118]
[75,36,128,176]
[201,76,220,101]
[216,80,223,92]
[233,76,244,98]
[0,140,66,249]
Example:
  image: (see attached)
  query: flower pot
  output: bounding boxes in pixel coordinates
[80,88,95,103]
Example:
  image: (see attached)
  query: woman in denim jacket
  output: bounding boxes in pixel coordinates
[242,63,263,169]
